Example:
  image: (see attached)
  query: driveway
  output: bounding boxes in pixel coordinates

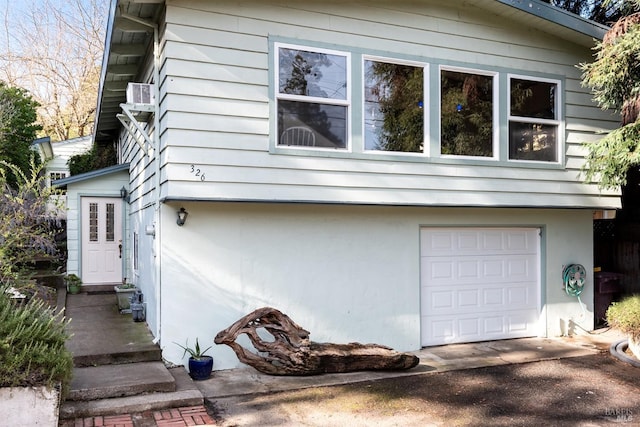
[208,351,639,426]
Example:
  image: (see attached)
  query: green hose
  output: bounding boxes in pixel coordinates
[563,264,587,317]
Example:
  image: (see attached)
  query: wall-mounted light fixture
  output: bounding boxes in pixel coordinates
[120,186,129,202]
[176,207,188,226]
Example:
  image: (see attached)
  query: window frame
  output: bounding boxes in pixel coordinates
[362,55,429,156]
[269,38,565,170]
[274,42,352,151]
[507,74,562,164]
[438,65,499,160]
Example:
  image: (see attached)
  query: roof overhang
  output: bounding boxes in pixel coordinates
[53,163,130,188]
[94,0,163,146]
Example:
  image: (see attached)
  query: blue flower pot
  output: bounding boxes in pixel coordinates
[188,356,213,380]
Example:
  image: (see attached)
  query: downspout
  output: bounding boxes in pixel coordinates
[119,10,162,343]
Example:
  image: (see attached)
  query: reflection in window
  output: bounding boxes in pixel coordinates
[441,69,494,157]
[509,78,559,162]
[364,60,424,152]
[106,203,115,242]
[277,45,349,149]
[89,203,98,242]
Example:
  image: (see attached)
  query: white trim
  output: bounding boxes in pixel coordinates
[438,65,500,161]
[361,55,430,156]
[274,42,352,151]
[507,74,563,165]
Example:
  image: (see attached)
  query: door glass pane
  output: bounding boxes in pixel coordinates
[279,47,347,100]
[364,60,424,152]
[105,203,115,242]
[278,100,347,148]
[441,70,493,157]
[89,203,98,242]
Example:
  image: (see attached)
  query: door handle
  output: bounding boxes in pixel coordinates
[119,243,122,259]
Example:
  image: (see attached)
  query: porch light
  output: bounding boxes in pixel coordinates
[120,186,129,202]
[176,207,188,226]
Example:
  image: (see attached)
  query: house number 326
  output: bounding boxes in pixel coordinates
[190,165,206,181]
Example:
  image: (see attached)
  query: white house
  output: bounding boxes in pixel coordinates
[32,135,93,217]
[74,0,619,371]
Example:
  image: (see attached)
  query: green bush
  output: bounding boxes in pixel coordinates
[606,295,640,339]
[0,286,73,396]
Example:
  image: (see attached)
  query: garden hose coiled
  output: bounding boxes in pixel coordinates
[563,264,587,317]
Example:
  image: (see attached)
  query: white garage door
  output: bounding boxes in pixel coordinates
[421,228,541,346]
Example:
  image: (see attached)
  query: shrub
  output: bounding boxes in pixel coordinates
[0,158,63,290]
[606,295,640,340]
[0,286,73,396]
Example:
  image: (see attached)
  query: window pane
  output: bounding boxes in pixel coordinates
[511,79,556,119]
[441,70,493,157]
[279,48,347,100]
[89,203,98,242]
[278,100,347,148]
[105,203,115,242]
[509,122,557,162]
[364,60,424,152]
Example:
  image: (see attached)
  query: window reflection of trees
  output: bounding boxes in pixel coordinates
[365,61,424,152]
[278,48,347,148]
[440,70,494,157]
[509,79,557,162]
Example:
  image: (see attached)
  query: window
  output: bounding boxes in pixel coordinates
[106,203,115,242]
[440,68,496,158]
[508,77,560,162]
[49,171,67,194]
[89,203,98,242]
[276,44,349,149]
[364,58,425,153]
[49,171,67,182]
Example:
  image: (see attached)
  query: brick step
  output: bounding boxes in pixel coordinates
[60,367,203,419]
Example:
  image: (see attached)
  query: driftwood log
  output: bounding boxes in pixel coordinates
[214,307,419,375]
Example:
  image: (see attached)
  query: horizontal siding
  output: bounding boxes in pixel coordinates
[155,0,620,209]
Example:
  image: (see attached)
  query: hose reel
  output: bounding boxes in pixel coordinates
[563,263,587,317]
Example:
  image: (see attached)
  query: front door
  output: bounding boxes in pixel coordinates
[81,197,123,285]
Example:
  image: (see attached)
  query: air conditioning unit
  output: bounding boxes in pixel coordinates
[126,83,154,105]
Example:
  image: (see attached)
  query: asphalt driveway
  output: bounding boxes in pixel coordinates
[208,351,640,426]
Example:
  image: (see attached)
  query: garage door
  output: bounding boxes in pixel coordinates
[421,228,540,346]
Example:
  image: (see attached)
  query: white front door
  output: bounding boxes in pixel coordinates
[81,197,123,285]
[420,228,541,346]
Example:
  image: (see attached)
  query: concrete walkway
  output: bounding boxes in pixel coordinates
[59,289,625,426]
[195,329,623,400]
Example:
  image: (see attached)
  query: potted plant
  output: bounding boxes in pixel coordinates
[606,295,640,359]
[114,280,136,313]
[64,274,82,295]
[175,338,213,380]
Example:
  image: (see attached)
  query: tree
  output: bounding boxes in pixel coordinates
[0,0,107,141]
[0,81,41,185]
[580,1,640,189]
[541,0,629,24]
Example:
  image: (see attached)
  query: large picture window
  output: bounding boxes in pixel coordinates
[276,44,349,149]
[440,68,496,158]
[364,58,425,153]
[508,77,560,162]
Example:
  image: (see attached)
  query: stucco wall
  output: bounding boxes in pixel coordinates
[158,202,593,371]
